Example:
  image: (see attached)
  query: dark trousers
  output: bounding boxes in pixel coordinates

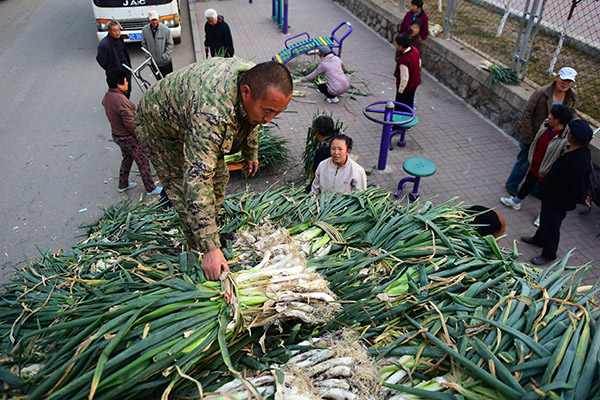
[395,90,416,111]
[112,134,156,192]
[317,83,336,99]
[532,201,566,260]
[517,171,540,200]
[158,62,173,79]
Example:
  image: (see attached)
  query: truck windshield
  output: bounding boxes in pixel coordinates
[93,0,173,7]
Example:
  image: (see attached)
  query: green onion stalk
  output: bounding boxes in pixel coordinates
[224,124,290,173]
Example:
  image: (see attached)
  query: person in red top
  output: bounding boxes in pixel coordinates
[102,70,161,195]
[500,104,572,211]
[399,0,429,41]
[408,20,423,57]
[394,34,421,111]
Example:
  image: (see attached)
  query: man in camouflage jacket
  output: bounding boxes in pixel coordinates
[135,58,293,280]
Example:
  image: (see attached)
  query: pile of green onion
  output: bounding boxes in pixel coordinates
[1,186,599,399]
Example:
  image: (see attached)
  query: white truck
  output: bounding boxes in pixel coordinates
[92,0,182,43]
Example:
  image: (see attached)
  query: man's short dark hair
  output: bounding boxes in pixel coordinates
[106,69,127,89]
[396,34,411,49]
[241,61,293,100]
[107,20,121,31]
[411,0,424,9]
[311,115,336,137]
[331,134,354,151]
[550,104,572,126]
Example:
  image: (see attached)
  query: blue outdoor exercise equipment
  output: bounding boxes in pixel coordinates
[394,158,437,201]
[273,21,353,64]
[249,0,290,34]
[363,101,419,170]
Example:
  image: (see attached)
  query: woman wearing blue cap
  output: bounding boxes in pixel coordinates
[299,46,350,104]
[521,119,594,265]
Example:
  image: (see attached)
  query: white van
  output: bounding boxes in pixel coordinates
[92,0,182,43]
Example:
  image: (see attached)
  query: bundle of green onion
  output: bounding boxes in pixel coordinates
[224,124,289,172]
[487,65,521,89]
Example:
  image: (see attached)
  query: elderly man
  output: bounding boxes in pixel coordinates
[505,67,578,195]
[141,10,174,78]
[135,59,293,280]
[204,8,235,58]
[96,20,132,98]
[521,119,593,265]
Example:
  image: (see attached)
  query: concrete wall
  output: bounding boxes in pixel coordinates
[333,0,600,163]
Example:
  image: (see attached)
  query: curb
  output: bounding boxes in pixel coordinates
[188,0,203,63]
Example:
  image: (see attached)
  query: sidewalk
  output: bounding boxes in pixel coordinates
[190,0,600,283]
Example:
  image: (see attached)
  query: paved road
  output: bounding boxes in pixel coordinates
[0,0,194,283]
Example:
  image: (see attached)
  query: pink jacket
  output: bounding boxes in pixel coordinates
[300,54,351,96]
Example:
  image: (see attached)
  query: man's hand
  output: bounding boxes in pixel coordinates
[201,248,229,281]
[244,159,259,177]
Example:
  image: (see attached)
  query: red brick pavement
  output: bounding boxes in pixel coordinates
[193,0,600,284]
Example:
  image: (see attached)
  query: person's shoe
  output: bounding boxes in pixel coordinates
[520,236,542,247]
[118,182,137,193]
[326,98,333,103]
[331,97,339,103]
[505,186,518,197]
[533,215,540,227]
[530,255,555,265]
[500,196,521,210]
[159,188,173,209]
[147,186,163,195]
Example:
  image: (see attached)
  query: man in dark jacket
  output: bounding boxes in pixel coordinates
[204,9,234,58]
[521,119,593,265]
[96,21,132,98]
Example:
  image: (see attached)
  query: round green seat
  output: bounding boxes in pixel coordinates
[395,158,436,201]
[403,157,436,177]
[390,114,419,149]
[392,113,419,128]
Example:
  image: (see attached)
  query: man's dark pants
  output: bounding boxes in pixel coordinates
[159,62,174,79]
[532,201,566,260]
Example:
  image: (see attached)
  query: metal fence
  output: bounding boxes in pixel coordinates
[424,0,600,122]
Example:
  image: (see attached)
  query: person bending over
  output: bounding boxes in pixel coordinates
[300,46,350,104]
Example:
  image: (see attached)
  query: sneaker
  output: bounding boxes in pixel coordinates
[118,182,137,193]
[500,196,521,211]
[331,97,339,103]
[326,98,333,103]
[147,186,163,195]
[533,215,540,227]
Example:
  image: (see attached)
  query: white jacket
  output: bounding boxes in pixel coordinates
[311,157,367,194]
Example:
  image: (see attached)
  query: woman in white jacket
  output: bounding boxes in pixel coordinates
[311,134,367,195]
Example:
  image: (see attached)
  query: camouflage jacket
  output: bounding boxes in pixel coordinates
[137,58,259,253]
